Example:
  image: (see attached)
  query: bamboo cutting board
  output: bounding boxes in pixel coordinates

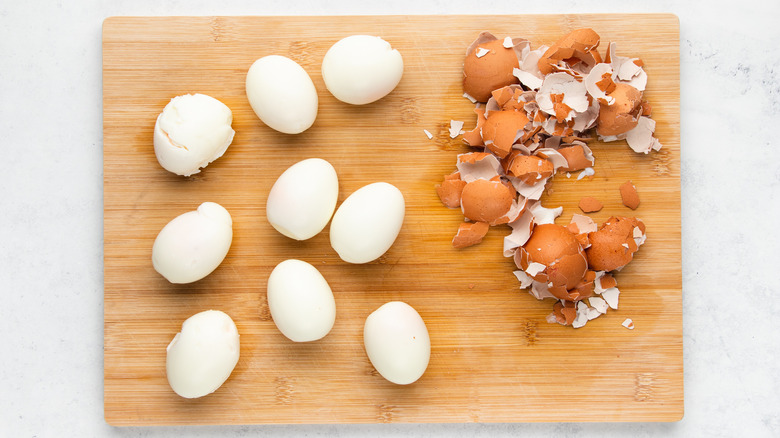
[103,14,681,425]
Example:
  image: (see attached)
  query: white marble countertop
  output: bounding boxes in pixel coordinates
[2,0,778,436]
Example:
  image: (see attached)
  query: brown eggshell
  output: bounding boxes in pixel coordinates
[522,223,588,290]
[508,155,554,185]
[481,110,530,158]
[597,83,643,136]
[462,107,487,147]
[460,178,516,225]
[463,39,521,102]
[578,196,603,213]
[619,180,640,210]
[538,28,601,76]
[452,221,490,249]
[436,173,467,208]
[558,144,594,171]
[586,216,646,271]
[553,300,577,326]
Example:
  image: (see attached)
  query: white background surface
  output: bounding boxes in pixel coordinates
[2,0,778,436]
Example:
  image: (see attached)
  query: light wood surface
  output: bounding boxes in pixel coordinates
[103,14,681,425]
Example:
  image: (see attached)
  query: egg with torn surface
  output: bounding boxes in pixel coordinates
[321,35,404,105]
[152,202,233,284]
[266,158,339,240]
[246,55,318,134]
[153,93,235,177]
[329,182,405,264]
[363,301,430,385]
[166,310,240,399]
[267,259,336,342]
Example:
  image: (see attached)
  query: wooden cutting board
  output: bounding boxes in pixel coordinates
[103,14,681,425]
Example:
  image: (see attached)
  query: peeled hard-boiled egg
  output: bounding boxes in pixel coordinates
[329,182,405,264]
[166,309,240,399]
[267,259,336,342]
[152,202,233,284]
[266,158,338,240]
[364,301,430,385]
[153,93,235,176]
[321,35,403,105]
[246,55,318,134]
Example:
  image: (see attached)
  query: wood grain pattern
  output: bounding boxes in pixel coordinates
[103,14,682,425]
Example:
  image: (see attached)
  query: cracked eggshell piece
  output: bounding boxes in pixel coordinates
[463,33,521,102]
[267,259,336,342]
[515,223,588,291]
[266,158,339,241]
[586,216,646,271]
[452,221,490,249]
[152,202,233,284]
[153,94,235,177]
[597,83,643,137]
[460,178,516,225]
[536,72,590,121]
[456,152,502,182]
[321,35,403,105]
[166,310,240,399]
[620,180,640,210]
[363,301,430,385]
[330,182,405,264]
[246,55,318,134]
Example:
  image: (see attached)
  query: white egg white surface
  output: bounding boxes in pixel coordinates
[166,310,240,399]
[153,93,235,176]
[266,158,339,241]
[152,202,233,284]
[267,259,336,342]
[321,35,404,105]
[329,182,405,264]
[363,301,430,385]
[246,55,318,134]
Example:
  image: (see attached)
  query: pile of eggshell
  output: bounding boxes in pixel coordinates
[152,35,430,399]
[436,29,659,328]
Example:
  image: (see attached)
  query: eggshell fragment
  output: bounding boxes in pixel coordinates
[152,202,233,284]
[267,259,336,342]
[329,182,405,264]
[503,208,534,256]
[266,158,339,241]
[166,310,240,399]
[619,180,640,210]
[481,110,530,158]
[507,155,554,184]
[536,73,590,122]
[246,55,318,134]
[456,152,502,182]
[153,93,235,177]
[462,107,487,146]
[537,28,601,76]
[579,196,603,213]
[460,178,516,225]
[363,301,430,385]
[624,116,663,154]
[463,33,521,102]
[321,35,404,105]
[452,221,490,249]
[436,172,467,208]
[596,83,642,136]
[449,120,465,138]
[586,216,646,271]
[558,143,595,172]
[515,223,588,291]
